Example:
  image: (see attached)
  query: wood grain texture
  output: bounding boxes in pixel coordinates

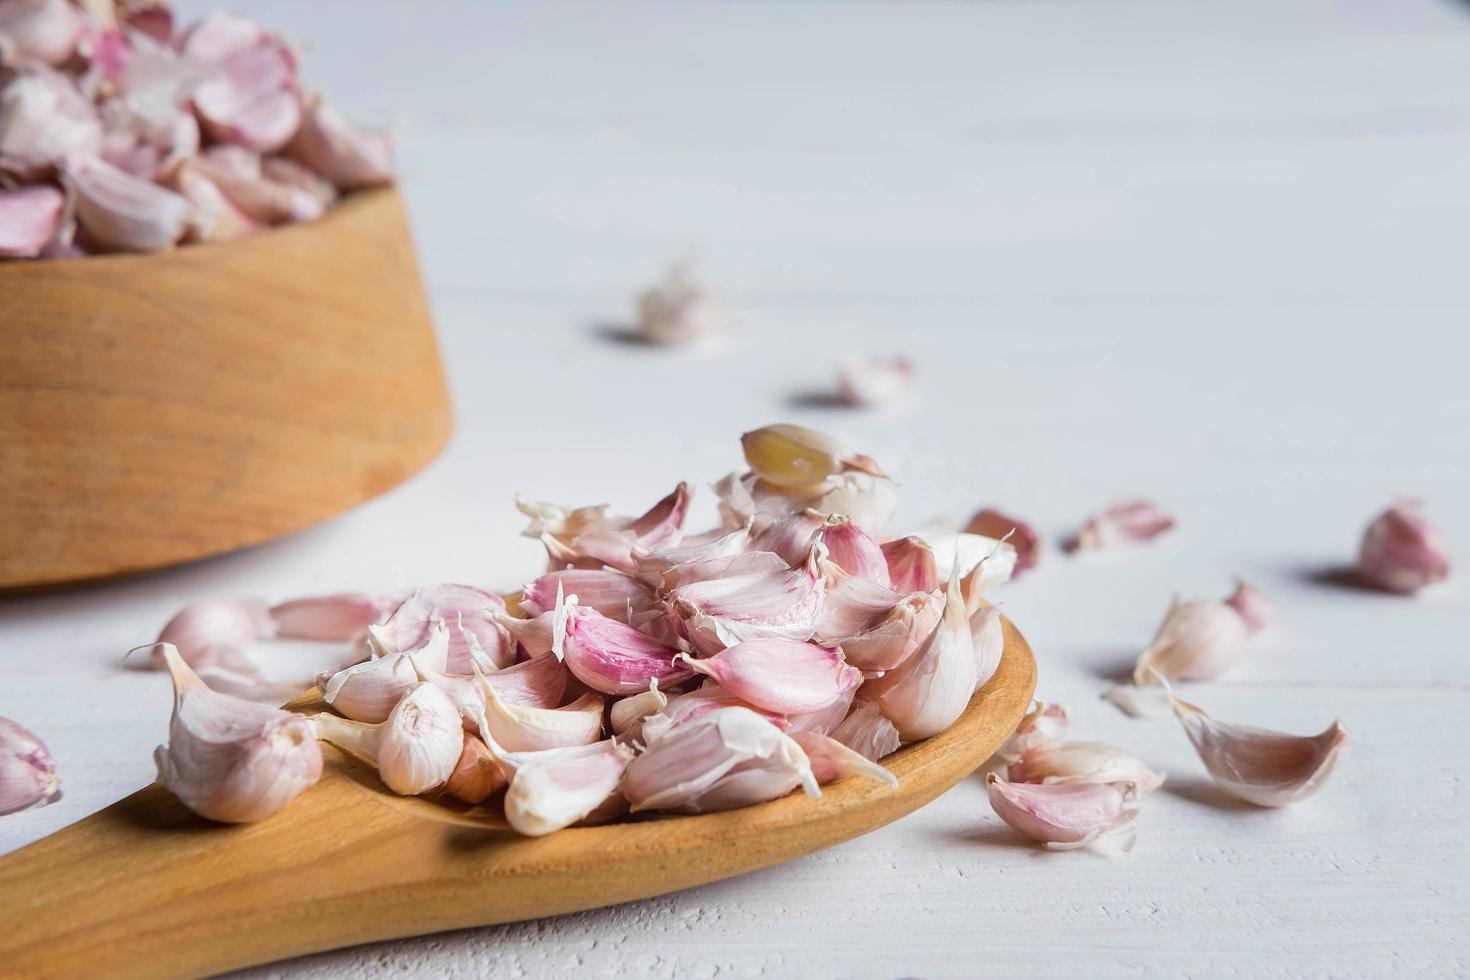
[0,189,452,591]
[0,620,1034,980]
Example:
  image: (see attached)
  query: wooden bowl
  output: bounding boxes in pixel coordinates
[0,189,451,590]
[0,620,1037,979]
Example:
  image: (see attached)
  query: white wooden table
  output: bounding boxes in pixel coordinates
[4,1,1469,975]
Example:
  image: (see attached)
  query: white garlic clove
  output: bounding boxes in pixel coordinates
[191,41,301,154]
[1006,741,1165,794]
[916,530,1017,610]
[67,154,191,252]
[475,669,603,754]
[811,473,898,538]
[863,561,978,742]
[634,259,721,345]
[1224,579,1274,634]
[0,716,61,816]
[319,651,419,724]
[670,561,826,655]
[191,145,323,224]
[155,644,322,823]
[836,590,942,674]
[995,701,1068,763]
[260,155,336,216]
[270,592,393,642]
[791,730,898,788]
[782,682,856,738]
[986,773,1140,856]
[828,701,901,762]
[479,651,569,708]
[493,609,557,659]
[378,584,514,672]
[521,568,656,622]
[609,678,668,739]
[624,706,819,815]
[837,355,912,408]
[172,161,258,242]
[0,65,102,179]
[813,560,903,646]
[652,685,787,732]
[654,550,789,593]
[964,507,1041,577]
[1356,501,1451,594]
[0,185,65,258]
[969,604,1004,690]
[813,516,891,587]
[500,739,635,837]
[880,535,939,595]
[677,638,861,716]
[285,93,393,191]
[1071,499,1174,551]
[154,597,275,668]
[314,682,462,796]
[552,592,692,696]
[0,0,81,66]
[1169,693,1347,808]
[1132,595,1249,686]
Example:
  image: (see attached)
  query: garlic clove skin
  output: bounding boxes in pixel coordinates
[154,597,275,668]
[501,739,635,837]
[917,531,1017,609]
[1356,502,1451,594]
[319,651,419,724]
[624,481,693,549]
[654,550,789,593]
[880,536,939,594]
[791,731,898,788]
[634,260,721,345]
[521,569,656,622]
[284,93,393,191]
[813,561,903,646]
[863,562,978,742]
[609,678,668,739]
[995,701,1068,762]
[481,651,570,708]
[1007,741,1165,795]
[837,355,912,408]
[0,65,102,179]
[270,592,392,642]
[624,706,820,815]
[828,701,901,762]
[0,716,62,816]
[0,0,82,66]
[748,509,826,567]
[670,563,826,655]
[67,154,191,252]
[443,733,506,805]
[969,604,1004,689]
[652,685,788,731]
[835,590,943,673]
[812,473,898,538]
[379,584,514,672]
[0,185,66,258]
[1170,694,1347,808]
[677,639,861,716]
[986,773,1140,856]
[475,669,603,754]
[813,515,891,587]
[964,507,1041,576]
[314,682,462,797]
[740,424,884,491]
[633,524,752,586]
[552,593,692,696]
[782,682,856,738]
[1132,596,1248,686]
[1072,499,1175,551]
[1224,579,1274,634]
[154,644,322,823]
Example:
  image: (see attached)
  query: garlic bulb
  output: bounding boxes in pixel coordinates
[154,644,322,823]
[1169,694,1346,807]
[1006,742,1164,794]
[0,717,61,816]
[678,638,861,715]
[313,682,463,796]
[1356,502,1451,594]
[986,773,1140,856]
[1132,595,1248,686]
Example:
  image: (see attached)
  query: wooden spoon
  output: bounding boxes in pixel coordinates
[0,618,1035,979]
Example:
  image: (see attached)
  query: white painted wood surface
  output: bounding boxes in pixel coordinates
[4,0,1469,975]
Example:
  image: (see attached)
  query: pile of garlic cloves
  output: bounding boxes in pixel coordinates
[0,1,392,259]
[148,424,1021,835]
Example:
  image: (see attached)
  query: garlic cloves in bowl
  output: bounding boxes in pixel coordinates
[312,682,463,796]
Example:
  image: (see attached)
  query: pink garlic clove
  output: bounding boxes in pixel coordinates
[1356,501,1451,595]
[1224,579,1274,634]
[609,678,669,740]
[0,184,65,258]
[1132,594,1249,686]
[285,93,393,191]
[313,682,462,797]
[782,681,856,738]
[269,592,393,642]
[522,568,656,622]
[837,355,913,408]
[790,731,898,788]
[1006,741,1165,795]
[154,597,275,668]
[172,161,259,242]
[624,706,819,815]
[0,0,81,67]
[0,716,61,816]
[443,732,506,805]
[881,536,939,595]
[748,508,826,566]
[260,155,336,216]
[551,591,693,696]
[964,507,1041,576]
[814,515,891,587]
[379,584,514,673]
[66,155,191,252]
[180,10,266,63]
[969,604,1004,690]
[678,639,861,715]
[829,701,902,762]
[1071,499,1175,552]
[813,562,904,647]
[498,739,635,837]
[670,562,826,655]
[191,145,323,225]
[653,684,788,731]
[995,701,1068,762]
[624,481,692,549]
[321,622,448,723]
[475,670,603,754]
[653,550,789,594]
[835,589,942,673]
[986,773,1140,855]
[0,65,103,180]
[632,524,751,586]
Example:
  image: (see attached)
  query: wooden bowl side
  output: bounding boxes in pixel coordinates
[0,620,1035,979]
[0,189,452,590]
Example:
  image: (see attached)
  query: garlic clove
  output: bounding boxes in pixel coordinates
[813,473,898,538]
[172,161,259,242]
[837,355,912,408]
[654,550,789,593]
[480,651,570,709]
[813,515,891,587]
[609,678,668,739]
[624,481,693,549]
[964,507,1041,576]
[863,561,978,742]
[986,773,1140,856]
[748,508,826,566]
[782,681,857,737]
[379,584,514,672]
[969,603,1004,689]
[652,685,788,732]
[813,560,903,646]
[66,154,191,252]
[1168,691,1347,808]
[624,706,819,815]
[1100,684,1173,720]
[552,592,693,696]
[443,733,506,805]
[677,639,861,716]
[191,40,301,154]
[494,609,557,659]
[791,731,898,788]
[180,9,267,62]
[829,701,901,762]
[634,259,721,345]
[521,569,656,622]
[284,93,393,191]
[1007,741,1165,794]
[670,562,826,655]
[1356,501,1451,594]
[314,682,462,796]
[995,701,1068,762]
[1224,579,1274,634]
[320,621,449,723]
[155,644,322,823]
[154,597,275,667]
[632,524,751,585]
[880,535,939,595]
[917,532,1016,612]
[260,154,336,216]
[0,716,61,816]
[191,144,323,224]
[500,739,635,837]
[740,424,884,491]
[1071,499,1174,551]
[836,588,942,673]
[475,669,603,754]
[269,592,393,642]
[0,65,102,180]
[0,0,81,66]
[711,471,801,528]
[1132,595,1248,686]
[0,185,65,258]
